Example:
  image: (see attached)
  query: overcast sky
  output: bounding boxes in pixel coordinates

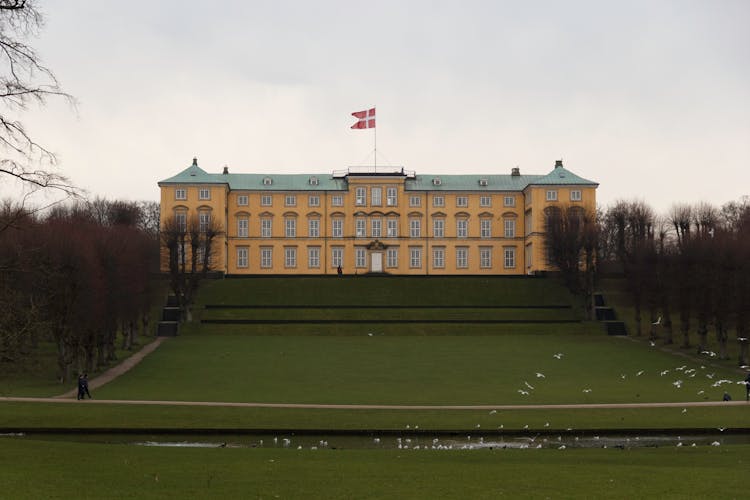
[17,0,750,213]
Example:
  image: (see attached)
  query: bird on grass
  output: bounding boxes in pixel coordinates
[636,370,644,377]
[524,381,535,390]
[536,372,546,378]
[582,388,592,393]
[553,353,564,359]
[518,389,529,396]
[652,316,662,326]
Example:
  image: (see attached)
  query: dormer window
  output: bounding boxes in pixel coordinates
[432,177,442,186]
[479,178,489,187]
[263,177,273,186]
[309,176,319,186]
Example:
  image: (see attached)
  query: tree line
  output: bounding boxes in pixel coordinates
[546,196,750,365]
[0,199,160,382]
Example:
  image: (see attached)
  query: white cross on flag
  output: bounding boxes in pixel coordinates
[351,107,376,129]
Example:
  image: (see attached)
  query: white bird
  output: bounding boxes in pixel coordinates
[681,408,688,414]
[476,424,481,428]
[620,374,627,380]
[558,445,566,450]
[652,316,662,326]
[582,388,592,393]
[553,353,563,359]
[718,427,725,432]
[536,372,546,378]
[489,410,497,414]
[706,373,715,379]
[518,389,529,396]
[660,370,670,376]
[676,442,683,447]
[673,380,683,388]
[524,381,535,390]
[373,438,380,444]
[697,390,705,395]
[367,333,373,337]
[649,340,656,347]
[676,365,686,371]
[711,441,721,446]
[523,424,529,429]
[636,370,644,377]
[544,422,550,427]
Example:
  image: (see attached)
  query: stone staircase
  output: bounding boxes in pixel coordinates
[594,293,627,336]
[157,295,180,336]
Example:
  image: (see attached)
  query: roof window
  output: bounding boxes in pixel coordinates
[263,177,273,186]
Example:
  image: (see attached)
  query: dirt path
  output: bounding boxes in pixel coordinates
[2,396,748,410]
[54,337,169,399]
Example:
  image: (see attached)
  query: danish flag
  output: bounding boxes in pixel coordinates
[351,107,376,129]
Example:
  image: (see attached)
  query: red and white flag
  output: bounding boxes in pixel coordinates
[351,107,375,129]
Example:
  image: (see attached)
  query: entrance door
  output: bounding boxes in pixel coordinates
[371,252,383,273]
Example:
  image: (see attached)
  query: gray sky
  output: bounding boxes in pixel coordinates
[18,0,750,214]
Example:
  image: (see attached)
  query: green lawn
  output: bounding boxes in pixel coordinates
[1,438,747,499]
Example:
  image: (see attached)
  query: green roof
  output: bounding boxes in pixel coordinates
[158,160,597,192]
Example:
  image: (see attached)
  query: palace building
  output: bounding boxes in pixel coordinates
[158,159,597,275]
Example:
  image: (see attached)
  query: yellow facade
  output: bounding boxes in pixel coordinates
[158,160,597,275]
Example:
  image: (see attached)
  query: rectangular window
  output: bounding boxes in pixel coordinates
[371,187,382,206]
[308,246,320,268]
[238,217,249,238]
[456,196,468,207]
[480,219,492,239]
[570,190,582,201]
[386,187,397,206]
[504,219,516,238]
[433,195,444,207]
[236,247,248,268]
[308,219,320,238]
[387,247,398,268]
[331,195,343,207]
[546,190,558,201]
[175,189,186,200]
[261,195,272,206]
[237,195,248,206]
[456,247,468,268]
[433,219,444,238]
[331,247,343,268]
[199,212,210,233]
[456,219,468,238]
[308,195,320,207]
[261,247,272,268]
[332,218,343,238]
[199,188,210,200]
[525,212,532,235]
[261,218,272,238]
[355,187,366,206]
[409,218,421,238]
[409,195,421,207]
[504,247,516,268]
[480,247,492,268]
[433,247,445,268]
[356,218,366,237]
[175,212,187,232]
[504,196,515,207]
[410,247,422,268]
[387,218,398,238]
[480,195,491,207]
[355,247,366,268]
[284,247,296,268]
[285,218,296,238]
[285,194,296,207]
[371,218,382,238]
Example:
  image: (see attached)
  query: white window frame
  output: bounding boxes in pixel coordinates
[356,218,366,238]
[570,190,582,201]
[331,247,344,268]
[409,195,421,207]
[355,247,366,268]
[355,187,366,206]
[237,195,249,206]
[386,187,397,206]
[371,218,382,238]
[261,218,272,238]
[237,247,248,268]
[456,247,468,269]
[308,195,320,207]
[199,212,210,233]
[175,212,187,232]
[387,218,398,238]
[480,195,491,207]
[260,247,273,268]
[331,195,343,207]
[504,196,515,207]
[433,247,445,268]
[261,195,272,206]
[284,247,297,268]
[371,187,382,206]
[175,189,186,200]
[504,219,516,238]
[387,247,398,268]
[409,247,422,268]
[456,219,468,238]
[308,246,320,268]
[480,247,492,269]
[199,188,210,200]
[409,218,421,238]
[285,218,296,238]
[456,196,468,208]
[308,218,320,238]
[504,247,516,268]
[480,219,492,239]
[332,218,343,238]
[433,195,444,207]
[238,217,249,238]
[285,194,296,207]
[433,219,444,238]
[546,190,558,201]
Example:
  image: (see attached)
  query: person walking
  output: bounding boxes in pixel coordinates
[82,373,92,399]
[76,374,85,400]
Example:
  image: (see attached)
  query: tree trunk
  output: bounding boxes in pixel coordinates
[716,323,728,360]
[697,321,708,353]
[662,305,673,345]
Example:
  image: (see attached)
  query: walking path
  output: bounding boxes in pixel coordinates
[54,337,169,399]
[2,396,747,410]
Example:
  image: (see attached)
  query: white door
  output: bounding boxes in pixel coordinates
[371,252,383,272]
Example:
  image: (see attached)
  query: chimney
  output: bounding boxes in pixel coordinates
[555,160,563,168]
[192,157,198,166]
[511,167,520,176]
[222,165,229,175]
